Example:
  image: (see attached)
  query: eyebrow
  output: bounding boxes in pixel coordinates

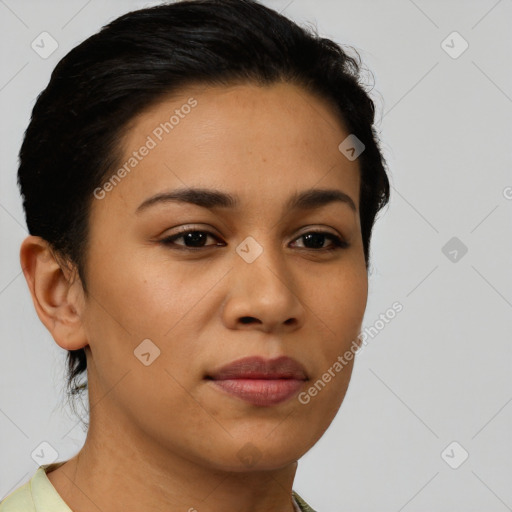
[135,187,356,214]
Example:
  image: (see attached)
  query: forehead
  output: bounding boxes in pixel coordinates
[94,82,361,216]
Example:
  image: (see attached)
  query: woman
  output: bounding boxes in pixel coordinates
[1,0,390,510]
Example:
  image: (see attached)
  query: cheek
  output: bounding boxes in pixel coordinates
[83,251,228,392]
[289,263,366,431]
[305,261,368,349]
[88,247,210,338]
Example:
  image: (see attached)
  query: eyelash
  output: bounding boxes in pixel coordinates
[159,228,349,252]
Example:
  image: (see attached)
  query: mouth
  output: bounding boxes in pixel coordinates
[205,355,308,407]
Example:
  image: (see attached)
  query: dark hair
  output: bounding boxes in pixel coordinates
[17,0,390,424]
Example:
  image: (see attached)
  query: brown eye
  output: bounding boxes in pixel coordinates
[160,230,224,250]
[291,231,349,251]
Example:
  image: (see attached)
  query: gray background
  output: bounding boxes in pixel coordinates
[1,1,511,511]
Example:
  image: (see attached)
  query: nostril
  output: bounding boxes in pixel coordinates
[240,316,257,324]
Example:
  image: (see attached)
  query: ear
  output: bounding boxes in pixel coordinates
[20,235,88,351]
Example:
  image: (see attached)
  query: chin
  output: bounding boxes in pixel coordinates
[202,435,309,473]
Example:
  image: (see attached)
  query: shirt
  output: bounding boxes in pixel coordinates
[0,463,317,512]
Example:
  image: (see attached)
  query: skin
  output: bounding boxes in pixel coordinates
[20,81,368,512]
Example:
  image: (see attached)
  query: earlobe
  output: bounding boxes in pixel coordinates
[19,235,89,351]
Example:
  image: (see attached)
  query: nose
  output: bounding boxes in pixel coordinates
[221,240,306,333]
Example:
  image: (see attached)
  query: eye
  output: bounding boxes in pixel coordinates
[160,228,224,250]
[290,231,349,251]
[159,228,349,252]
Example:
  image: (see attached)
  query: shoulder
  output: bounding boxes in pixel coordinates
[292,490,318,512]
[0,474,36,512]
[0,463,70,512]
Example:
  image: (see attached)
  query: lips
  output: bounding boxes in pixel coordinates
[207,355,308,381]
[206,356,308,406]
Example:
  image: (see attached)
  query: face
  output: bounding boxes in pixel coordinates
[80,82,368,471]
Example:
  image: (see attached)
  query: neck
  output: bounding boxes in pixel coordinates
[47,402,299,512]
